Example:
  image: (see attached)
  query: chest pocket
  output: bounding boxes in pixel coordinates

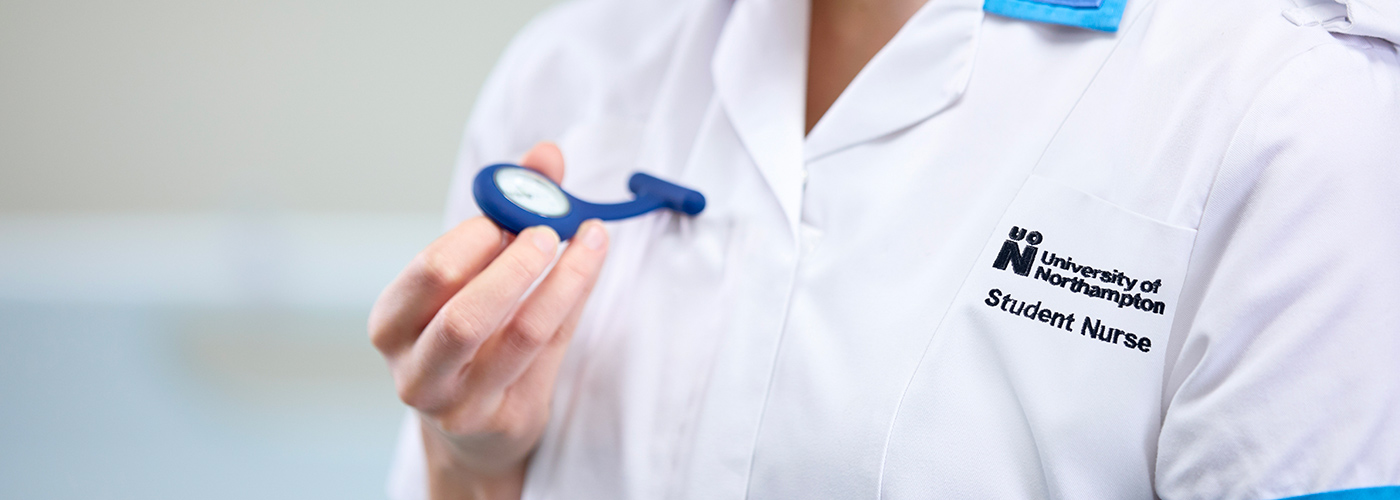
[880,174,1196,499]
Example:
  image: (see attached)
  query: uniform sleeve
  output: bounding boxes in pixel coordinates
[1155,40,1400,500]
[387,412,428,500]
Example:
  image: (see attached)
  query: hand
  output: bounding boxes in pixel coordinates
[369,143,609,500]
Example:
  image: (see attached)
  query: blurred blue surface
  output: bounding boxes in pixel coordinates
[0,213,440,499]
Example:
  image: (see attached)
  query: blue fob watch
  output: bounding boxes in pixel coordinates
[473,164,706,240]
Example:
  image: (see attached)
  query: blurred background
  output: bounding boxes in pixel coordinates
[0,0,557,497]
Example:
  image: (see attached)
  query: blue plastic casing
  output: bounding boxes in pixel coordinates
[473,163,706,240]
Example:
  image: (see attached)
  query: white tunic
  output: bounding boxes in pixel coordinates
[389,0,1400,498]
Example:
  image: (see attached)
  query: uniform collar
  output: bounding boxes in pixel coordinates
[803,0,984,162]
[711,0,810,239]
[712,0,984,238]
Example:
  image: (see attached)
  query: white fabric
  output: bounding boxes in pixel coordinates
[387,413,426,500]
[1284,0,1400,46]
[389,0,1400,498]
[1338,0,1400,45]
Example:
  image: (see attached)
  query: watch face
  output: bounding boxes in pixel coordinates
[494,167,571,217]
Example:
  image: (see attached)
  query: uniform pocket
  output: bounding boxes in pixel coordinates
[879,174,1196,499]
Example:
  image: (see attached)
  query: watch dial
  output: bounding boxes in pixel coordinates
[494,167,571,217]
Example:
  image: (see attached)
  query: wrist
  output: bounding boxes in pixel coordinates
[421,417,527,500]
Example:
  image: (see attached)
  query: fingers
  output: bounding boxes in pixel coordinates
[499,244,603,414]
[465,220,610,396]
[519,141,565,184]
[400,226,562,413]
[369,217,508,356]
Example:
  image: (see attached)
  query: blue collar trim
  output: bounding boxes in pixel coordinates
[1031,0,1103,8]
[983,0,1128,32]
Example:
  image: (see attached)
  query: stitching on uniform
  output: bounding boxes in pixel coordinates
[738,246,806,500]
[1155,39,1339,424]
[871,0,1159,495]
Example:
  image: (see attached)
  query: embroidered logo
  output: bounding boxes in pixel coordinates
[983,225,1163,354]
[992,226,1167,315]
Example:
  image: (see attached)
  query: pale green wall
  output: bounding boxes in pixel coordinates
[0,0,559,213]
[0,2,563,498]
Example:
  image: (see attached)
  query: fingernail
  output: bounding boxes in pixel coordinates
[580,221,606,250]
[530,227,558,253]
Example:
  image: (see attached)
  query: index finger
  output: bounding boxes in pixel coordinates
[396,226,560,412]
[368,216,509,356]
